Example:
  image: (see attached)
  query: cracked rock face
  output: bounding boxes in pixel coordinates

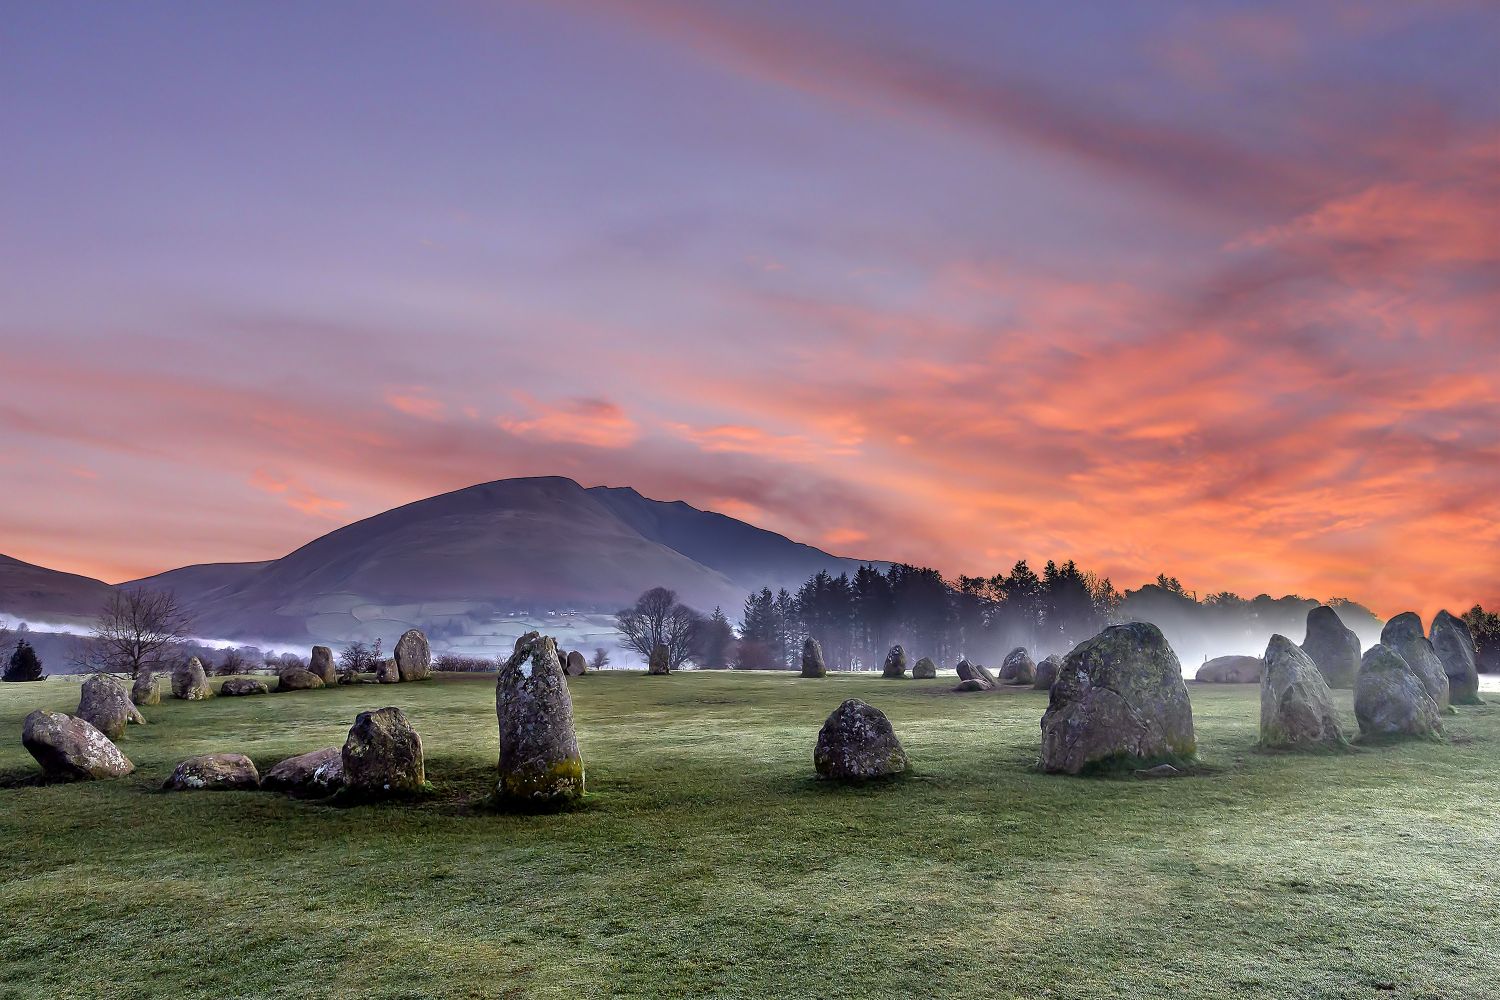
[496,632,585,806]
[1299,606,1361,689]
[394,630,432,682]
[308,645,337,685]
[1430,610,1481,706]
[912,656,937,679]
[1260,635,1346,750]
[1040,622,1196,775]
[882,645,908,679]
[1195,655,1262,684]
[164,753,260,791]
[342,707,425,794]
[1355,644,1442,739]
[77,674,143,740]
[172,657,212,700]
[814,699,908,781]
[1000,647,1035,685]
[801,638,827,678]
[1381,613,1450,710]
[262,746,345,796]
[22,710,134,781]
[1034,655,1063,691]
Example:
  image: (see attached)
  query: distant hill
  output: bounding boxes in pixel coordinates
[0,554,114,627]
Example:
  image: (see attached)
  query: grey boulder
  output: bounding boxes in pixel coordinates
[1034,654,1063,690]
[131,670,161,706]
[308,645,337,685]
[277,668,325,692]
[912,656,937,679]
[999,647,1035,685]
[1195,655,1262,684]
[801,638,827,678]
[164,753,260,791]
[221,678,269,696]
[172,657,212,700]
[1382,613,1450,710]
[564,650,588,677]
[647,643,670,675]
[262,746,345,796]
[1260,635,1347,750]
[22,710,134,781]
[342,706,426,795]
[394,629,432,682]
[814,699,908,781]
[1430,610,1482,705]
[496,632,585,806]
[77,673,144,740]
[882,645,908,679]
[1355,644,1442,740]
[1300,605,1362,689]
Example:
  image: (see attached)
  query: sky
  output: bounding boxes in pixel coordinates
[1,0,1497,618]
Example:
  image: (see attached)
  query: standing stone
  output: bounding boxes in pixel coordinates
[1195,655,1263,683]
[131,670,161,706]
[375,658,399,684]
[813,699,909,781]
[277,668,325,692]
[648,643,670,675]
[955,658,977,681]
[973,663,999,688]
[341,707,426,795]
[912,656,937,679]
[882,645,909,679]
[163,753,260,791]
[221,678,269,696]
[172,657,212,700]
[1430,610,1482,706]
[77,674,144,740]
[495,632,585,806]
[564,650,588,677]
[1040,622,1197,775]
[262,746,345,796]
[1381,613,1450,710]
[801,638,827,678]
[394,629,432,682]
[308,645,337,685]
[1260,635,1347,750]
[22,710,134,780]
[1034,654,1063,690]
[1000,647,1036,685]
[1300,605,1362,689]
[1355,644,1442,740]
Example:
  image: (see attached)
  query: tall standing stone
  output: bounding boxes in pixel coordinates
[1000,647,1036,685]
[172,657,212,700]
[1034,654,1063,690]
[22,710,134,780]
[1430,610,1482,706]
[1355,644,1442,740]
[393,630,432,682]
[801,638,827,678]
[647,643,670,675]
[1381,613,1450,710]
[1260,635,1347,750]
[1300,605,1362,689]
[341,707,426,795]
[496,632,585,806]
[814,699,908,781]
[77,674,144,740]
[882,645,908,679]
[131,670,161,706]
[1040,622,1197,775]
[308,645,337,685]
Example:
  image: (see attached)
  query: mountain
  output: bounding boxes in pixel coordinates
[0,554,114,627]
[1,477,878,649]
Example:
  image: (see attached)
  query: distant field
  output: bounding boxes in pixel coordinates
[2,672,1496,999]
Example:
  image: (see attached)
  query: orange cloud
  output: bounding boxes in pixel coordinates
[249,470,350,521]
[385,389,447,421]
[498,396,639,449]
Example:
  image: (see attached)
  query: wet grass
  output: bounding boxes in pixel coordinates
[1,672,1496,999]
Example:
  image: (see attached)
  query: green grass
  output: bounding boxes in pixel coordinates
[1,672,1496,999]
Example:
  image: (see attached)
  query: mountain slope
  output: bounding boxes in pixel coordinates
[0,554,114,626]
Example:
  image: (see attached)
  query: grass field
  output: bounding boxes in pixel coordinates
[2,671,1496,1000]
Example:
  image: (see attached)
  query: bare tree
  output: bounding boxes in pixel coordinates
[589,648,611,671]
[616,587,703,670]
[80,588,192,678]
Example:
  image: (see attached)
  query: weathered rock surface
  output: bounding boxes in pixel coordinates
[341,707,426,795]
[1355,643,1442,740]
[221,678,269,696]
[912,656,937,679]
[1040,622,1197,775]
[814,699,908,781]
[1382,613,1450,710]
[1430,610,1482,705]
[647,643,670,675]
[1195,655,1263,684]
[77,674,144,740]
[955,658,977,681]
[1259,635,1347,750]
[953,678,990,693]
[375,658,399,684]
[262,746,344,795]
[564,650,588,677]
[1000,647,1035,685]
[131,670,161,706]
[801,638,827,678]
[22,710,134,780]
[1034,654,1063,690]
[496,632,585,806]
[164,753,260,791]
[277,668,325,692]
[1300,605,1362,689]
[973,663,999,688]
[882,645,909,679]
[172,657,212,700]
[394,629,432,682]
[308,645,337,685]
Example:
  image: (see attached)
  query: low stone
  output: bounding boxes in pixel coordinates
[882,645,908,679]
[814,699,908,781]
[131,670,161,706]
[394,629,432,682]
[164,753,260,791]
[1259,635,1347,750]
[953,678,989,693]
[973,663,999,688]
[1034,654,1063,690]
[1430,610,1482,706]
[1300,605,1362,689]
[912,656,937,679]
[172,657,213,700]
[221,678,269,696]
[801,638,828,678]
[77,673,143,740]
[1355,644,1442,740]
[1195,655,1263,684]
[648,643,670,675]
[1381,613,1450,709]
[341,707,426,795]
[564,650,588,677]
[277,668,325,692]
[308,645,337,685]
[262,746,344,796]
[22,710,134,780]
[496,632,585,806]
[1000,647,1035,685]
[1133,763,1181,779]
[375,658,399,684]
